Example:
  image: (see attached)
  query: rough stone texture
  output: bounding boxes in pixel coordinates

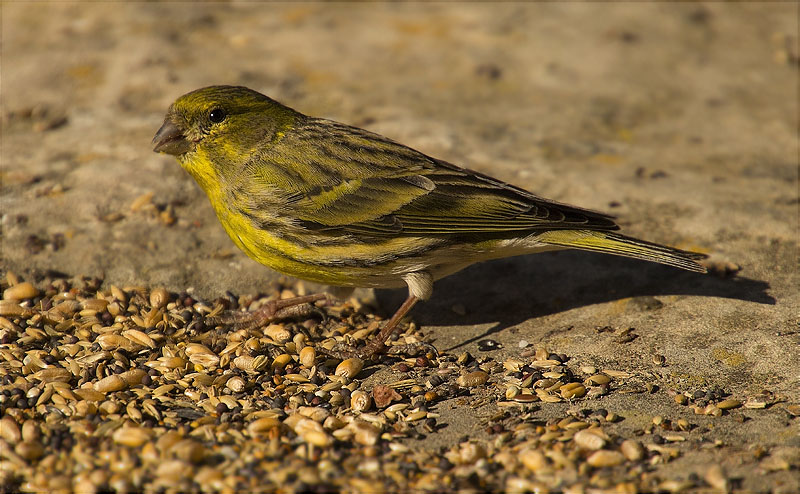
[2,3,797,490]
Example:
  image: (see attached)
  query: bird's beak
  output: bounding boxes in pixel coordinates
[152,119,192,155]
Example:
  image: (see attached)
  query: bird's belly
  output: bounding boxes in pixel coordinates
[219,209,559,290]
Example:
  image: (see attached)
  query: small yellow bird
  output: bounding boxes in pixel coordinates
[153,86,706,359]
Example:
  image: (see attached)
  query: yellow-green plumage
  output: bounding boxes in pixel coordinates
[153,85,706,338]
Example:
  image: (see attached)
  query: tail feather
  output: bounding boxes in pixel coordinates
[537,230,707,273]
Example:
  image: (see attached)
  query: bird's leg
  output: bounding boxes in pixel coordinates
[206,293,331,331]
[323,295,426,360]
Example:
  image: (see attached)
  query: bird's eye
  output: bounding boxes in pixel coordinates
[209,108,226,124]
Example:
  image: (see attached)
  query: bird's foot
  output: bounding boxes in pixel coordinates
[386,341,439,358]
[206,293,331,330]
[321,339,437,361]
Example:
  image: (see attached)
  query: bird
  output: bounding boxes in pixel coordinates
[153,85,707,359]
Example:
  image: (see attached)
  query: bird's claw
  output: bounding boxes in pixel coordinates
[206,293,330,330]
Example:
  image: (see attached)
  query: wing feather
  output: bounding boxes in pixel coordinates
[239,117,619,238]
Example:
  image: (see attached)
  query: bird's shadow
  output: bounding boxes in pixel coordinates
[374,250,775,351]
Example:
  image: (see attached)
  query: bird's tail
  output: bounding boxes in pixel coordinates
[536,230,707,273]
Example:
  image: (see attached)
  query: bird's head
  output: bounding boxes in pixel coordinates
[153,86,298,178]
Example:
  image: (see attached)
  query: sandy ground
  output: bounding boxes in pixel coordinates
[2,2,798,491]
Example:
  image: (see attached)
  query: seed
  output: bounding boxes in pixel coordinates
[152,384,174,396]
[226,376,246,393]
[674,394,688,405]
[233,355,268,373]
[351,390,371,412]
[34,367,73,383]
[15,441,44,461]
[272,353,292,370]
[621,439,645,461]
[560,383,586,399]
[585,374,611,386]
[299,346,316,368]
[96,334,132,350]
[265,323,291,343]
[94,375,127,392]
[704,464,728,491]
[716,399,742,410]
[247,417,281,435]
[345,420,377,446]
[503,359,524,373]
[457,442,486,464]
[149,287,169,309]
[602,369,633,379]
[323,416,346,431]
[130,192,154,211]
[155,459,192,482]
[117,369,145,386]
[505,385,520,399]
[405,410,428,422]
[456,370,489,387]
[0,417,21,444]
[3,282,39,301]
[283,373,309,383]
[298,406,330,423]
[744,397,768,409]
[540,394,563,403]
[586,449,626,467]
[0,300,30,317]
[123,329,155,349]
[74,400,98,416]
[335,358,364,379]
[73,388,106,401]
[113,426,153,447]
[520,449,549,472]
[573,429,607,450]
[530,359,561,369]
[295,418,333,447]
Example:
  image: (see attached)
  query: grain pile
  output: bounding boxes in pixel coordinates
[0,273,796,493]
